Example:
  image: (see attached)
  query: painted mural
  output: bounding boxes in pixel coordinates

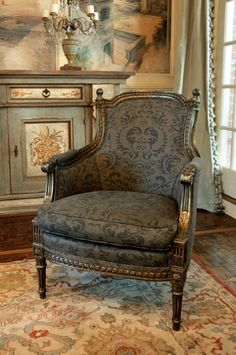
[112,0,171,73]
[77,0,171,73]
[0,0,56,70]
[0,0,171,73]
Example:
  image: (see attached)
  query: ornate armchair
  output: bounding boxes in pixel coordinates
[33,89,201,331]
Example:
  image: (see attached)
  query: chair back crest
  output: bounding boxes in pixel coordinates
[92,91,200,199]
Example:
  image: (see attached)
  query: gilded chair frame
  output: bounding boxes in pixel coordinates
[33,89,201,331]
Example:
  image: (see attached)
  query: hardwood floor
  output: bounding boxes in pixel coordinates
[0,209,236,291]
[193,210,236,292]
[0,212,35,262]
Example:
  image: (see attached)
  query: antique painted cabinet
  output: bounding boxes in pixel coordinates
[0,70,132,202]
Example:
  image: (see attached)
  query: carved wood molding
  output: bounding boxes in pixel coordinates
[43,250,171,281]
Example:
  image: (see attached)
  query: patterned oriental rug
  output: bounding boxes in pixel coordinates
[0,259,235,355]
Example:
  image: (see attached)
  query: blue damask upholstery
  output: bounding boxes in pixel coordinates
[54,98,192,202]
[42,232,171,268]
[33,89,201,331]
[38,191,178,250]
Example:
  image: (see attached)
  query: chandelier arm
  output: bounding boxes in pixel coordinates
[44,20,57,36]
[61,18,70,31]
[43,20,50,34]
[51,17,67,32]
[72,17,94,34]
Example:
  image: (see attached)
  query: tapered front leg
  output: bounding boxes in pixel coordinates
[172,285,183,330]
[36,256,47,299]
[171,271,186,331]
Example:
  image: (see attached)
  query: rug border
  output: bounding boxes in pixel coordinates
[192,255,236,297]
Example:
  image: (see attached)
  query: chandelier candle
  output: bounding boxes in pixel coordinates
[42,0,99,70]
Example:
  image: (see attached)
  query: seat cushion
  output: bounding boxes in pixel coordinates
[37,191,179,251]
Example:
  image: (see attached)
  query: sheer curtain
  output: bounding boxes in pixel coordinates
[174,0,223,212]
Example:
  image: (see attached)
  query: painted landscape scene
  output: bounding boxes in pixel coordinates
[112,0,171,73]
[86,0,171,73]
[0,0,171,73]
[0,0,55,70]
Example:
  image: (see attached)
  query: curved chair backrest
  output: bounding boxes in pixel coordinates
[91,90,200,200]
[54,90,200,203]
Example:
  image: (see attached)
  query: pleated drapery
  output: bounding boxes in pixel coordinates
[174,0,223,212]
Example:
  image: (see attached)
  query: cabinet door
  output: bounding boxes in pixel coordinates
[8,106,90,195]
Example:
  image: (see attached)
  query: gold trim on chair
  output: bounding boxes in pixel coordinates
[33,89,201,331]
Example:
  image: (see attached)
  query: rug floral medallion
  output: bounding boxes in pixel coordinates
[0,259,235,354]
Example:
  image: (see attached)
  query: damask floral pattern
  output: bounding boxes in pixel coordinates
[37,95,198,270]
[38,191,178,251]
[55,97,193,203]
[34,92,202,333]
[97,99,190,196]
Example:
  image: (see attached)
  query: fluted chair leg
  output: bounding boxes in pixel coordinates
[171,273,186,331]
[36,256,47,299]
[172,289,183,330]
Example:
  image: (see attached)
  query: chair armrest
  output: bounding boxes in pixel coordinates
[41,146,101,202]
[41,150,80,173]
[41,150,80,203]
[179,157,201,213]
[180,157,201,185]
[172,158,201,269]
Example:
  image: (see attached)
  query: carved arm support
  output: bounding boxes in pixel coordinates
[41,139,102,202]
[41,149,80,202]
[172,158,201,269]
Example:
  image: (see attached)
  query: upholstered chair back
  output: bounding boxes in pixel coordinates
[98,95,195,198]
[54,91,199,207]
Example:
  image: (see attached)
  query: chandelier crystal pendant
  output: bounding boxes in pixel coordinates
[42,0,99,70]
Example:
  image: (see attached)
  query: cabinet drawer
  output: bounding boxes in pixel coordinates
[7,85,84,103]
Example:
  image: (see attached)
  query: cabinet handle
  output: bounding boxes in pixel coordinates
[42,88,51,98]
[14,145,18,157]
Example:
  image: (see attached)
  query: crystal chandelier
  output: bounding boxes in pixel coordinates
[42,1,99,70]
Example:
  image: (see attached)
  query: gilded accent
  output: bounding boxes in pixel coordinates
[43,250,170,281]
[181,165,196,184]
[175,211,191,243]
[97,90,196,108]
[43,195,52,204]
[172,273,181,280]
[170,267,187,287]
